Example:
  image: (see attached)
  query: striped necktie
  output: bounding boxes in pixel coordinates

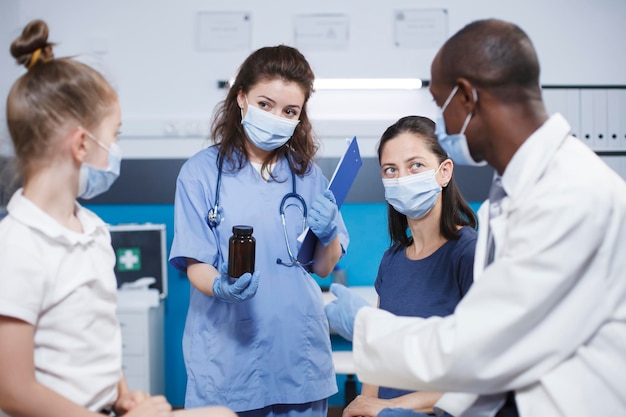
[485,176,506,267]
[485,176,519,416]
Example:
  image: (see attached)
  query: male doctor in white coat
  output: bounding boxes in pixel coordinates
[325,18,626,417]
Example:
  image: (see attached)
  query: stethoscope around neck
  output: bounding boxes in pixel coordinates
[207,156,225,229]
[207,154,314,269]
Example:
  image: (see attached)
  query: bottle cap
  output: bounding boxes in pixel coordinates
[232,225,253,235]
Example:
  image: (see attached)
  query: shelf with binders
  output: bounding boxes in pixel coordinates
[542,86,626,180]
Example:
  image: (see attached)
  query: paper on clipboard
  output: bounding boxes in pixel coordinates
[297,136,362,265]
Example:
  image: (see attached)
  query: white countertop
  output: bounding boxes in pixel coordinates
[117,288,161,311]
[321,285,378,307]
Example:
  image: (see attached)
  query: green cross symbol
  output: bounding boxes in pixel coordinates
[117,247,142,271]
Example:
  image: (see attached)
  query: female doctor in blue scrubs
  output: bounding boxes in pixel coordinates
[169,45,349,417]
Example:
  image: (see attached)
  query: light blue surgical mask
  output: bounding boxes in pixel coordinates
[241,98,300,151]
[435,85,486,167]
[382,165,443,219]
[78,131,122,199]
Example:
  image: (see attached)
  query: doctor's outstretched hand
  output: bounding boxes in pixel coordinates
[324,283,370,341]
[212,263,260,303]
[308,189,338,246]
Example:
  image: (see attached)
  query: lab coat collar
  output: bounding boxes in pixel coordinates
[500,113,571,203]
[474,114,571,277]
[6,188,108,246]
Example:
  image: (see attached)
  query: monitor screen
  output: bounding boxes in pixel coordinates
[108,224,167,298]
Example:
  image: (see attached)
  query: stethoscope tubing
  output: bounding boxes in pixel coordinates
[207,153,312,269]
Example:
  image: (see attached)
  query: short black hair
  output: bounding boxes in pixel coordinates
[440,19,541,102]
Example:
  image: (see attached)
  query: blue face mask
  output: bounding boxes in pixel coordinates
[382,165,443,219]
[78,132,122,199]
[435,85,486,167]
[241,98,300,151]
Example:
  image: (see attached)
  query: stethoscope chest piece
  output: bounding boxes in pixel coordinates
[208,204,222,228]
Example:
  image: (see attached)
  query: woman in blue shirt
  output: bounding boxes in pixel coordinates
[169,46,349,417]
[343,116,477,417]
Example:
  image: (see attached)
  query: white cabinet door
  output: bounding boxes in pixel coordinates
[117,303,165,395]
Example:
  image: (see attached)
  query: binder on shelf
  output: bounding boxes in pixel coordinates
[565,89,581,139]
[580,90,596,150]
[622,90,626,151]
[607,90,621,151]
[592,89,609,152]
[297,136,362,266]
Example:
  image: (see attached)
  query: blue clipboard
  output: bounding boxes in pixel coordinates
[297,136,362,265]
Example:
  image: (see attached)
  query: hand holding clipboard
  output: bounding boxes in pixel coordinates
[297,136,362,265]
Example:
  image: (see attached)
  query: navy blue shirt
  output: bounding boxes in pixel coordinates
[374,226,477,400]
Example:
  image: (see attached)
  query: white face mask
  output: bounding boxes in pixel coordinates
[241,98,300,151]
[382,165,443,219]
[434,85,486,167]
[78,132,122,199]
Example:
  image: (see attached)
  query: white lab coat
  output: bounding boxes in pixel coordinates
[352,114,626,417]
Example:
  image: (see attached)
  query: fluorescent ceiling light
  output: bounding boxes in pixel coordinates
[314,78,423,90]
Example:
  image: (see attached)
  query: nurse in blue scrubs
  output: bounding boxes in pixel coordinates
[169,45,349,417]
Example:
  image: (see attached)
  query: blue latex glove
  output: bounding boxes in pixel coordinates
[324,283,370,341]
[212,263,260,303]
[307,189,338,246]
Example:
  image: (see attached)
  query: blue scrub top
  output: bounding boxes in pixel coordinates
[169,146,349,411]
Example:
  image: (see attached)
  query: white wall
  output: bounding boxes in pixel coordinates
[0,0,20,156]
[2,0,625,158]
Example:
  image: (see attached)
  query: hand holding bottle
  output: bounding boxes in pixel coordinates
[212,263,260,303]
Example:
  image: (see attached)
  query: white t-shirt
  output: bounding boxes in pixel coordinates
[0,189,121,415]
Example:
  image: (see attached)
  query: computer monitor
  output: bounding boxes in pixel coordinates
[108,223,167,299]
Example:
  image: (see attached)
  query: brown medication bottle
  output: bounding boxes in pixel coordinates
[228,225,255,278]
